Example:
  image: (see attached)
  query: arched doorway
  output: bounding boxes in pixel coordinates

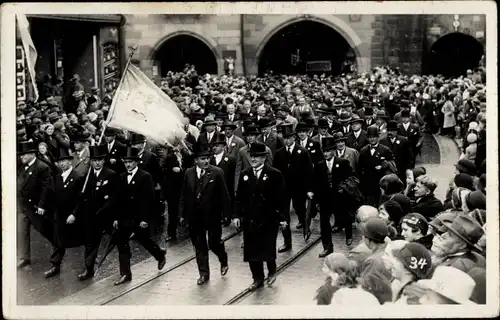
[153,34,218,76]
[258,20,355,76]
[426,32,484,77]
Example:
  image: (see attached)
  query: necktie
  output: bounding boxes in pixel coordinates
[371,147,376,155]
[287,147,292,154]
[253,169,261,179]
[226,138,230,147]
[199,169,205,179]
[327,161,332,172]
[108,144,112,152]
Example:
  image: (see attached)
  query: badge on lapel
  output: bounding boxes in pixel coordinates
[297,150,301,154]
[309,143,313,147]
[104,195,109,199]
[96,181,102,187]
[28,171,32,175]
[311,150,316,153]
[263,174,268,181]
[132,181,135,184]
[231,143,236,147]
[224,157,228,162]
[381,156,385,160]
[335,164,339,168]
[396,140,400,144]
[243,175,248,181]
[102,180,108,186]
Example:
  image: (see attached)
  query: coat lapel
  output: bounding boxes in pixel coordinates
[200,168,212,193]
[21,161,37,190]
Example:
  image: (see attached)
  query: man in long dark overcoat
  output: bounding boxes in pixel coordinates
[179,141,232,285]
[17,141,54,269]
[45,148,86,278]
[77,145,119,280]
[233,142,288,291]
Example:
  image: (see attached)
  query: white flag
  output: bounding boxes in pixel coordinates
[107,64,186,145]
[16,13,39,102]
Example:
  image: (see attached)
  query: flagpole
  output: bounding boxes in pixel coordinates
[80,44,139,194]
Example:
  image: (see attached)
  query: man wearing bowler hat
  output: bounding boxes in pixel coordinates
[112,146,167,285]
[380,120,414,184]
[233,142,288,290]
[296,121,324,166]
[363,107,375,129]
[179,141,232,285]
[77,145,119,280]
[222,120,245,160]
[210,132,237,210]
[102,127,126,174]
[273,123,314,252]
[358,126,395,207]
[44,148,86,278]
[17,141,55,269]
[311,118,332,148]
[313,136,357,257]
[346,114,369,151]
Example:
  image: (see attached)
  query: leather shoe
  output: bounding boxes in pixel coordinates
[318,249,333,258]
[278,245,291,253]
[77,269,95,281]
[346,238,353,246]
[158,250,167,270]
[17,259,31,268]
[249,281,264,291]
[44,266,60,278]
[266,274,277,286]
[197,276,209,285]
[114,274,132,285]
[221,264,229,276]
[296,223,303,229]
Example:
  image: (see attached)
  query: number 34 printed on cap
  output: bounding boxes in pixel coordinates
[409,257,428,269]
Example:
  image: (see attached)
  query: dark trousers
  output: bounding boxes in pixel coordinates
[249,260,277,282]
[83,235,102,271]
[18,211,54,261]
[189,221,228,277]
[166,194,180,238]
[116,226,164,276]
[280,192,306,247]
[319,207,333,251]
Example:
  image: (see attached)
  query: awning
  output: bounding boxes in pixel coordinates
[28,14,123,24]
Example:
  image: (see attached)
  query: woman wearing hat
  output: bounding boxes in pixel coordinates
[400,213,433,249]
[233,142,287,291]
[440,92,456,137]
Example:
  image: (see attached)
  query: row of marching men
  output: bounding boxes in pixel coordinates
[16,112,420,289]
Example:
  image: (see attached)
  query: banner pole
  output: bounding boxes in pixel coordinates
[80,44,139,194]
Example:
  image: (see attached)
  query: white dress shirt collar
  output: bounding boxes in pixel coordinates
[196,166,206,179]
[127,166,138,183]
[61,166,73,182]
[403,122,410,131]
[107,140,115,150]
[214,152,224,165]
[287,142,295,153]
[26,157,37,169]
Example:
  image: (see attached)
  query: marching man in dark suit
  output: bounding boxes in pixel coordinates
[179,142,232,285]
[314,137,357,257]
[112,147,167,285]
[210,133,237,214]
[17,141,54,269]
[233,142,288,291]
[77,145,119,280]
[222,121,246,160]
[103,127,126,174]
[257,117,284,157]
[197,116,218,149]
[273,123,314,252]
[380,120,415,184]
[358,126,396,207]
[311,118,332,149]
[44,148,86,278]
[296,122,324,165]
[346,114,369,151]
[397,110,423,166]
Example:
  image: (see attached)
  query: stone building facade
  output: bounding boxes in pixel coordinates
[123,14,486,78]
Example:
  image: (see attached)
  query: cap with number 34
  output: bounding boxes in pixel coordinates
[393,242,432,280]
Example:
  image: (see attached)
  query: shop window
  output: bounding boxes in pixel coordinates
[16,45,26,102]
[102,41,120,94]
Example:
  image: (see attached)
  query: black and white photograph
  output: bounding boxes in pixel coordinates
[1,1,498,319]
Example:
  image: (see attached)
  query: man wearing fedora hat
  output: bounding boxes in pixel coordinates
[257,117,284,158]
[235,124,273,193]
[43,148,86,278]
[112,146,167,285]
[338,111,353,135]
[77,145,119,280]
[197,115,218,149]
[332,132,359,174]
[358,126,395,207]
[17,141,55,269]
[179,141,232,285]
[380,120,415,184]
[311,118,332,148]
[233,141,287,290]
[71,131,91,177]
[273,123,314,252]
[375,110,389,139]
[418,266,477,304]
[102,127,126,174]
[221,120,245,160]
[313,136,357,256]
[346,114,369,151]
[431,215,486,274]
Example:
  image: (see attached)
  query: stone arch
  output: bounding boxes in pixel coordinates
[147,30,220,74]
[255,15,364,71]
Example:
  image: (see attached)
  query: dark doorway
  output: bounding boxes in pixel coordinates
[153,34,218,76]
[258,21,353,76]
[426,32,484,77]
